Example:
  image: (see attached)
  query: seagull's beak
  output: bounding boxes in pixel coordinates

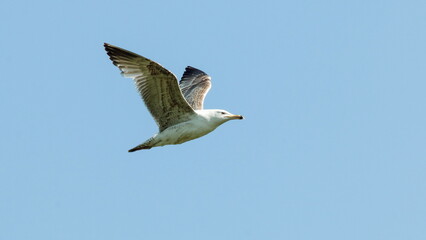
[227,114,244,120]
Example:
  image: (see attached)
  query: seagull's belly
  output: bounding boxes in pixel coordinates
[155,121,216,146]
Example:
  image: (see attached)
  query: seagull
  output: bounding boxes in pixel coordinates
[104,43,244,152]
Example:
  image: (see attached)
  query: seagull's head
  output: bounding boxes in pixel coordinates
[207,109,244,123]
[197,109,243,126]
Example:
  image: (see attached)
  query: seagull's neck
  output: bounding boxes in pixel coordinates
[195,109,215,119]
[195,109,227,126]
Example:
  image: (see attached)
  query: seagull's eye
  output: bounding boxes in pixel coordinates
[221,112,226,114]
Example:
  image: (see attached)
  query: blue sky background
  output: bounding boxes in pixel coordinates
[1,0,425,239]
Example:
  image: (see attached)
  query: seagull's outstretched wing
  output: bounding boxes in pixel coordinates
[179,66,212,110]
[104,43,195,131]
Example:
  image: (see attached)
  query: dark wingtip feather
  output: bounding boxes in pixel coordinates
[103,43,142,68]
[103,43,118,65]
[185,66,207,75]
[103,42,114,54]
[180,66,209,84]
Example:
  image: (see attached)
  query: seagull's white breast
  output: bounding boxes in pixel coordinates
[153,114,220,146]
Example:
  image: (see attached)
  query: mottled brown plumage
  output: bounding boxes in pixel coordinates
[179,66,212,110]
[104,43,195,132]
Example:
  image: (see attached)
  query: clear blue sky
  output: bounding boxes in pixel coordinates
[1,0,425,239]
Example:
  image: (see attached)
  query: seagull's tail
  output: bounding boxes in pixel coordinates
[128,137,156,152]
[128,144,152,152]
